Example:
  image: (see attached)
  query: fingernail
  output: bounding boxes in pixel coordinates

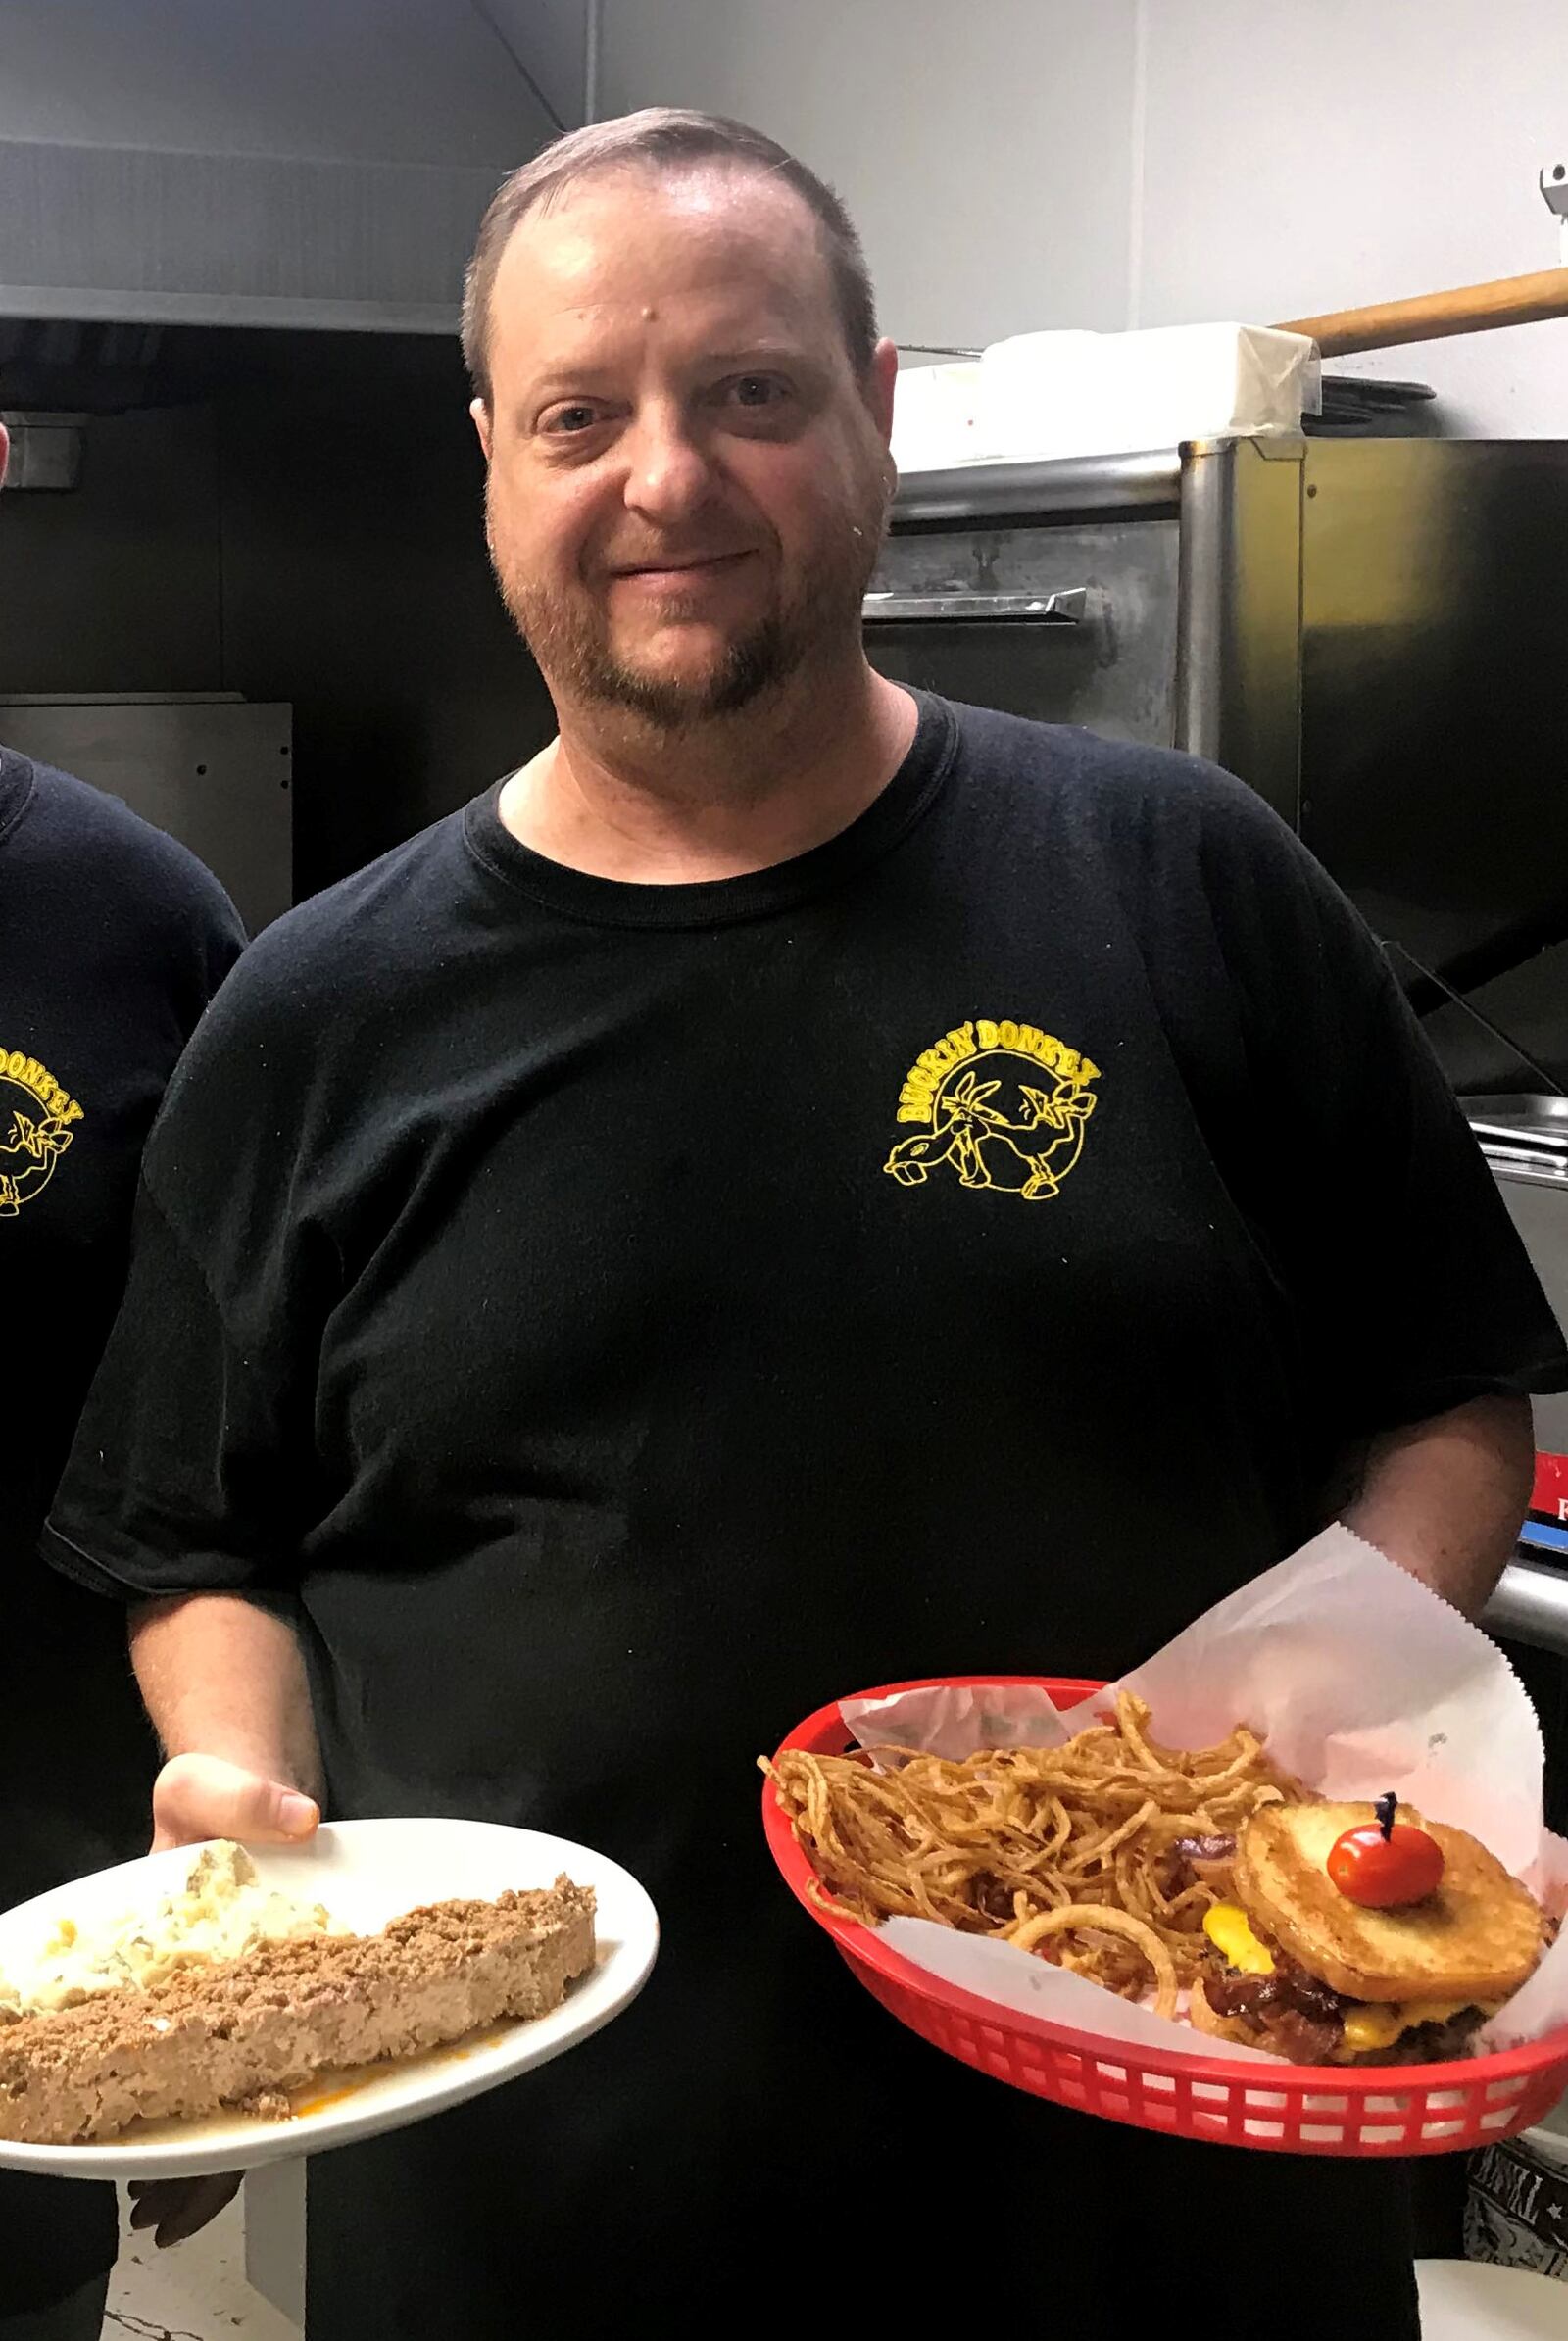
[278,1792,317,1833]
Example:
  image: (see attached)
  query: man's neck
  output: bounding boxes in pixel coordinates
[497,660,917,885]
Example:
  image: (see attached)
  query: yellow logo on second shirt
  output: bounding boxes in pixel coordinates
[0,1043,83,1216]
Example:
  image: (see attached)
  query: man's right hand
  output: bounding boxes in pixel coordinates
[151,1752,320,1852]
[135,1753,319,2251]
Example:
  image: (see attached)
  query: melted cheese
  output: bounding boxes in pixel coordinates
[1199,1906,1494,2054]
[1341,1999,1479,2054]
[1203,1903,1276,1975]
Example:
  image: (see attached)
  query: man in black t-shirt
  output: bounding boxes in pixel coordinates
[45,117,1568,2338]
[0,419,246,2341]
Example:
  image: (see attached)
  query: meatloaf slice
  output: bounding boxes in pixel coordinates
[0,1877,595,2145]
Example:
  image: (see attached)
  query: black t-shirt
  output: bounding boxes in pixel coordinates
[0,749,242,2308]
[2,751,243,1896]
[44,696,1567,2334]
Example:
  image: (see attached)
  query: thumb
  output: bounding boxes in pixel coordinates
[152,1753,320,1852]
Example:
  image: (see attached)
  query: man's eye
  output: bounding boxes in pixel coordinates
[541,403,603,434]
[725,375,789,410]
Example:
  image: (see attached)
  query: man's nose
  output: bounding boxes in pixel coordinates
[621,406,714,524]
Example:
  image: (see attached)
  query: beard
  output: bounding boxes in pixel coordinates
[488,463,892,732]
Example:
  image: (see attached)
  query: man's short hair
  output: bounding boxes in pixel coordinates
[461,107,878,407]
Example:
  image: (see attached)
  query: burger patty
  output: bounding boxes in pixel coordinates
[1203,1951,1346,2064]
[1348,2007,1489,2066]
[1202,1952,1488,2065]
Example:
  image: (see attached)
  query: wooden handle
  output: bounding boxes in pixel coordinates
[1276,266,1568,357]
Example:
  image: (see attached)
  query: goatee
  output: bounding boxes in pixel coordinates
[488,475,891,732]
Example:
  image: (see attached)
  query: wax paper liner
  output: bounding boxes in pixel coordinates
[839,1526,1568,2063]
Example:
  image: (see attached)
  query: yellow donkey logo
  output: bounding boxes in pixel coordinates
[883,1017,1099,1202]
[0,1045,84,1216]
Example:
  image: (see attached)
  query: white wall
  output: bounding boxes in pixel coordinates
[1137,0,1568,433]
[601,0,1568,433]
[599,0,1140,346]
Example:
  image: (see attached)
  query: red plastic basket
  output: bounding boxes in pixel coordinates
[762,1674,1568,2158]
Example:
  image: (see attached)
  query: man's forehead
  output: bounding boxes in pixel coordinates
[489,166,837,361]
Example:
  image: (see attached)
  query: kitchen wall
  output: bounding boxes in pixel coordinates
[0,0,560,168]
[0,2,585,901]
[599,0,1140,348]
[600,0,1568,434]
[0,401,220,692]
[0,0,572,331]
[4,4,1560,411]
[209,330,554,899]
[0,328,553,903]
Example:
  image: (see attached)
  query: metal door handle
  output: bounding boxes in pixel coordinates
[861,586,1104,624]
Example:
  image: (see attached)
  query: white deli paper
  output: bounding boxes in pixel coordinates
[838,1527,1568,2066]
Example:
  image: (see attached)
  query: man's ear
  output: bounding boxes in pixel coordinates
[0,420,10,495]
[470,398,493,463]
[864,338,900,449]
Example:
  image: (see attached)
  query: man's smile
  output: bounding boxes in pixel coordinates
[606,549,759,588]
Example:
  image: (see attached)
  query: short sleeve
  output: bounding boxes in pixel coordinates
[1164,765,1568,1437]
[157,844,247,1038]
[57,757,248,1043]
[43,960,331,1605]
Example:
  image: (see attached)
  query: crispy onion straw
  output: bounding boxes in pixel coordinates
[761,1692,1301,2007]
[1006,1902,1179,2019]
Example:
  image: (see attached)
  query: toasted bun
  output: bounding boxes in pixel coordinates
[1235,1802,1545,2004]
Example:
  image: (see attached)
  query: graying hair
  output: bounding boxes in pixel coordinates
[461,107,878,405]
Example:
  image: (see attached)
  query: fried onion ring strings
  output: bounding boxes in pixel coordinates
[1005,1902,1179,2021]
[760,1693,1298,2007]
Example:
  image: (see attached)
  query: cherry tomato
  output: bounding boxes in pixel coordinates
[1327,1822,1445,1908]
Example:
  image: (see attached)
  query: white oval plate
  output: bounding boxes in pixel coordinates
[0,1818,659,2179]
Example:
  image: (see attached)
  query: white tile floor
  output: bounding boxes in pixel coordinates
[103,2188,300,2341]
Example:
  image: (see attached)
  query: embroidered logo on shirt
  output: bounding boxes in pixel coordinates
[0,1044,83,1216]
[883,1017,1099,1201]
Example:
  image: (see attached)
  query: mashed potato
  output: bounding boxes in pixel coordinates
[0,1841,336,2017]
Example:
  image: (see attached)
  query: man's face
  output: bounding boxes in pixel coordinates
[473,166,897,730]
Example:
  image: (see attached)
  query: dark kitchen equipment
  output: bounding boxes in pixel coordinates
[867,438,1568,1662]
[868,437,1568,1096]
[1308,374,1437,435]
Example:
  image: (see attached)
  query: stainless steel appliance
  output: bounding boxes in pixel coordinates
[867,438,1308,827]
[870,439,1568,1656]
[0,691,292,933]
[870,436,1568,1096]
